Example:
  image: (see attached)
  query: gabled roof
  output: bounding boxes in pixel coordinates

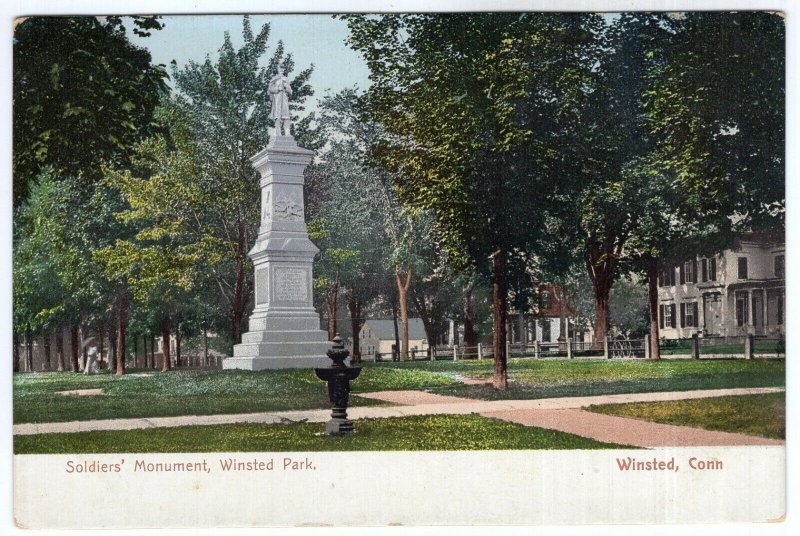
[362,319,428,341]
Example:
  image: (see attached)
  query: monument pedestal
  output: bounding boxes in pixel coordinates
[223,135,333,370]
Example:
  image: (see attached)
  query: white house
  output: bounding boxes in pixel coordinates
[359,318,429,358]
[657,231,784,339]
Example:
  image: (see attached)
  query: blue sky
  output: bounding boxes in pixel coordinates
[128,15,371,116]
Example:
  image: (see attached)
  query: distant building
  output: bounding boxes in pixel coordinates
[508,283,585,344]
[359,318,429,358]
[657,231,784,339]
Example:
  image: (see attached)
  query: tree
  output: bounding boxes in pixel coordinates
[629,12,784,358]
[170,16,315,343]
[344,14,595,387]
[646,12,784,231]
[13,16,167,207]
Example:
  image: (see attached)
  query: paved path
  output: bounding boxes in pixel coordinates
[14,386,783,448]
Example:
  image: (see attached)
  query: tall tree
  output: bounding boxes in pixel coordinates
[345,14,593,387]
[13,16,167,207]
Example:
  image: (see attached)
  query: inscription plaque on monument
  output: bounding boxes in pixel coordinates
[274,268,308,302]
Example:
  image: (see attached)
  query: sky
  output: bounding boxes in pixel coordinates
[128,15,372,116]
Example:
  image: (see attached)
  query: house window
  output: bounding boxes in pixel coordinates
[775,255,785,279]
[701,258,717,282]
[735,292,749,326]
[541,320,551,342]
[738,257,748,280]
[681,260,697,284]
[541,291,551,309]
[659,265,676,287]
[767,289,784,326]
[660,304,676,329]
[680,302,698,328]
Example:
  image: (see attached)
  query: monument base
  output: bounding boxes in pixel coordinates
[223,355,331,370]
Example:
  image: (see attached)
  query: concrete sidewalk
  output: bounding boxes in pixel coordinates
[14,386,784,447]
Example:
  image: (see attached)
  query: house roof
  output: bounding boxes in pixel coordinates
[362,319,428,341]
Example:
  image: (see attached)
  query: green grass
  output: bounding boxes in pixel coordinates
[407,358,785,401]
[585,392,785,439]
[13,367,458,424]
[13,414,630,453]
[14,358,784,424]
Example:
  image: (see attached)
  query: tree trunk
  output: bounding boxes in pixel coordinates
[491,249,508,389]
[108,324,116,372]
[348,296,364,363]
[175,323,182,367]
[391,296,400,360]
[203,328,209,367]
[587,252,616,348]
[463,280,477,348]
[115,288,129,376]
[24,330,34,372]
[160,317,171,372]
[56,328,65,371]
[70,325,80,372]
[13,331,20,373]
[327,278,339,340]
[395,269,412,361]
[98,329,105,367]
[647,256,661,360]
[43,333,52,371]
[132,335,138,369]
[79,308,88,371]
[150,334,156,369]
[231,219,248,344]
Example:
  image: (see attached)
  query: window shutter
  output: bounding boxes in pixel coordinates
[710,258,717,281]
[693,302,699,327]
[692,260,698,283]
[670,304,676,328]
[701,259,707,282]
[659,305,665,329]
[679,263,685,284]
[680,303,686,328]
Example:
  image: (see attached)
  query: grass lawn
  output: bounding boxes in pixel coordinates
[585,392,785,439]
[405,358,785,401]
[13,367,457,424]
[14,358,784,424]
[13,414,631,453]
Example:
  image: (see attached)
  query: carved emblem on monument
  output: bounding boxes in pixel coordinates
[274,194,303,221]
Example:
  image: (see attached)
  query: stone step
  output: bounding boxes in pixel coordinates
[247,316,323,332]
[223,355,334,370]
[233,341,334,358]
[241,330,330,344]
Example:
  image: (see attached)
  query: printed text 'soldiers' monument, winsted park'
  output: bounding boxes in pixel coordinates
[223,72,332,370]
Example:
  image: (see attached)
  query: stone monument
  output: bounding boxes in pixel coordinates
[223,77,332,370]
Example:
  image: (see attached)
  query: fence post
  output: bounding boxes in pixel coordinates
[477,343,483,360]
[603,338,609,359]
[506,341,511,359]
[745,334,754,359]
[567,338,573,359]
[692,333,700,360]
[534,341,540,359]
[429,346,434,361]
[453,345,458,361]
[644,334,651,359]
